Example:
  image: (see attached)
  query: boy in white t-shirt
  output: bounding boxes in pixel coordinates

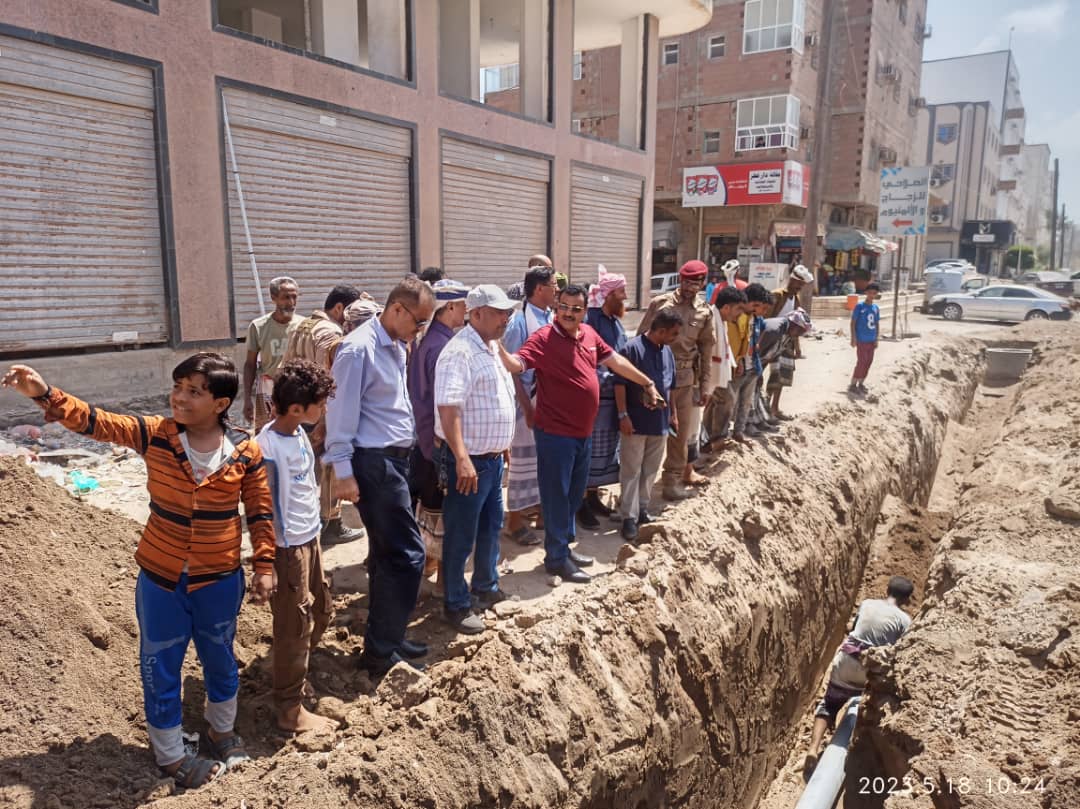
[257,359,338,734]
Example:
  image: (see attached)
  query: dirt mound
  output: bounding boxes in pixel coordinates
[0,336,985,809]
[854,323,1080,809]
[0,458,154,807]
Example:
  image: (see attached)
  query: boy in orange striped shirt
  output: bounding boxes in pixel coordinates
[2,353,274,789]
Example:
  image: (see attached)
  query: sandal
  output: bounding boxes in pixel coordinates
[164,754,224,789]
[204,732,251,770]
[504,526,542,547]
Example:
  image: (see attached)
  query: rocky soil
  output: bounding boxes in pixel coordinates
[0,333,986,809]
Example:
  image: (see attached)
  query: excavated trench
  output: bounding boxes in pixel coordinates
[755,339,1037,809]
[7,332,1048,809]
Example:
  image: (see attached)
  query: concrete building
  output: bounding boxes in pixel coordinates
[915,101,1003,268]
[1019,143,1053,251]
[615,0,929,278]
[0,0,712,414]
[921,51,1031,256]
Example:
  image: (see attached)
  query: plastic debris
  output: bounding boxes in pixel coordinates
[69,470,100,493]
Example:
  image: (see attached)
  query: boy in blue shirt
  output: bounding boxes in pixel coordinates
[849,282,881,395]
[614,307,682,541]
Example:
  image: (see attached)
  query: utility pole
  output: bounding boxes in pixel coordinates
[1049,158,1059,270]
[1059,204,1067,269]
[801,0,837,278]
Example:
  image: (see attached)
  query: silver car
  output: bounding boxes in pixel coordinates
[928,284,1073,323]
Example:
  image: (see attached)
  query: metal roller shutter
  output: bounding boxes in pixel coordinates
[441,139,549,287]
[0,35,168,353]
[570,165,643,306]
[222,89,413,334]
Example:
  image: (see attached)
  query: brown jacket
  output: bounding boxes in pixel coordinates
[638,290,715,391]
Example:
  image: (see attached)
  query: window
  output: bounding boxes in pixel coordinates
[931,164,955,184]
[743,0,805,55]
[572,118,582,134]
[936,123,958,145]
[735,94,800,151]
[977,288,1005,298]
[480,63,519,100]
[709,35,726,59]
[1003,289,1036,298]
[663,43,680,65]
[898,0,907,24]
[573,50,583,81]
[703,130,721,154]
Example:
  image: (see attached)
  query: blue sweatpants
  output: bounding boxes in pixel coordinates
[135,569,245,765]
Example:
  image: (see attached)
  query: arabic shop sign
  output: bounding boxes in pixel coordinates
[959,220,1015,248]
[682,160,809,208]
[877,166,930,236]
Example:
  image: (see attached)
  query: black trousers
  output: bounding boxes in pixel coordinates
[351,448,426,660]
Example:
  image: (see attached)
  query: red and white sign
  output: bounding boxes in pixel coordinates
[682,160,809,208]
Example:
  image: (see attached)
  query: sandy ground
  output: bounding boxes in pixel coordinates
[0,315,992,809]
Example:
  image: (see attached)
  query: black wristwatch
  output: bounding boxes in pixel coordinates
[32,385,53,403]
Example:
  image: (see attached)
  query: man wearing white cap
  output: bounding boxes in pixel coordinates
[434,285,519,634]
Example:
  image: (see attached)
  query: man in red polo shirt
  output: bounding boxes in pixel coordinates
[499,285,663,583]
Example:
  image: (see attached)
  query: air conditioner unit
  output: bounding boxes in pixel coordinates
[930,213,945,224]
[878,147,898,163]
[805,32,819,47]
[800,126,811,139]
[915,97,927,109]
[877,64,899,82]
[921,24,933,40]
[929,177,942,188]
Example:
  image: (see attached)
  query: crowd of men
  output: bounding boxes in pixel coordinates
[242,257,822,662]
[2,254,900,787]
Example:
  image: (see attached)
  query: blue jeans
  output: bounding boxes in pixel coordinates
[351,448,426,659]
[534,427,591,570]
[135,569,245,734]
[439,447,505,612]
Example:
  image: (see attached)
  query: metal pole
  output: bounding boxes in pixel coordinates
[795,698,861,809]
[1059,204,1067,269]
[1050,159,1059,271]
[891,244,901,339]
[801,0,837,273]
[222,94,267,316]
[697,207,705,262]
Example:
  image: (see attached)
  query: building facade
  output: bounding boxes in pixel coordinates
[1019,143,1052,251]
[920,51,1035,258]
[915,101,1002,266]
[627,0,927,277]
[0,0,712,411]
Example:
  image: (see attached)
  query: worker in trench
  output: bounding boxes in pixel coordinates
[804,575,915,777]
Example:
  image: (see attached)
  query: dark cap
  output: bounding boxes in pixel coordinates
[865,282,882,292]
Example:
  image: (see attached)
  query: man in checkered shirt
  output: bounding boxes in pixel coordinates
[434,285,520,635]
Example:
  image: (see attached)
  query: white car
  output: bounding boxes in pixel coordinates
[928,284,1073,323]
[650,272,680,297]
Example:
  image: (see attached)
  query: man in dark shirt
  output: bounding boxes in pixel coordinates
[614,308,682,541]
[499,285,662,583]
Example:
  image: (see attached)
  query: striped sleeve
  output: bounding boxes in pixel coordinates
[40,388,160,454]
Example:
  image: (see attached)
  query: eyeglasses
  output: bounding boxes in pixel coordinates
[398,302,429,329]
[557,303,585,314]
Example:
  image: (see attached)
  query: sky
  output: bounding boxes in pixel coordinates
[922,0,1078,222]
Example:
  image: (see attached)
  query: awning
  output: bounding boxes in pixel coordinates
[825,226,897,254]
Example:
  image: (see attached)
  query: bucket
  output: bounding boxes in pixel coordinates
[845,294,859,311]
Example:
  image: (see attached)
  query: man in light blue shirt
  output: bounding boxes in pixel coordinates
[500,263,557,546]
[325,277,435,676]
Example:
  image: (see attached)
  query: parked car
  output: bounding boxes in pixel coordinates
[1015,270,1076,298]
[927,258,975,270]
[928,284,1073,323]
[650,272,680,297]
